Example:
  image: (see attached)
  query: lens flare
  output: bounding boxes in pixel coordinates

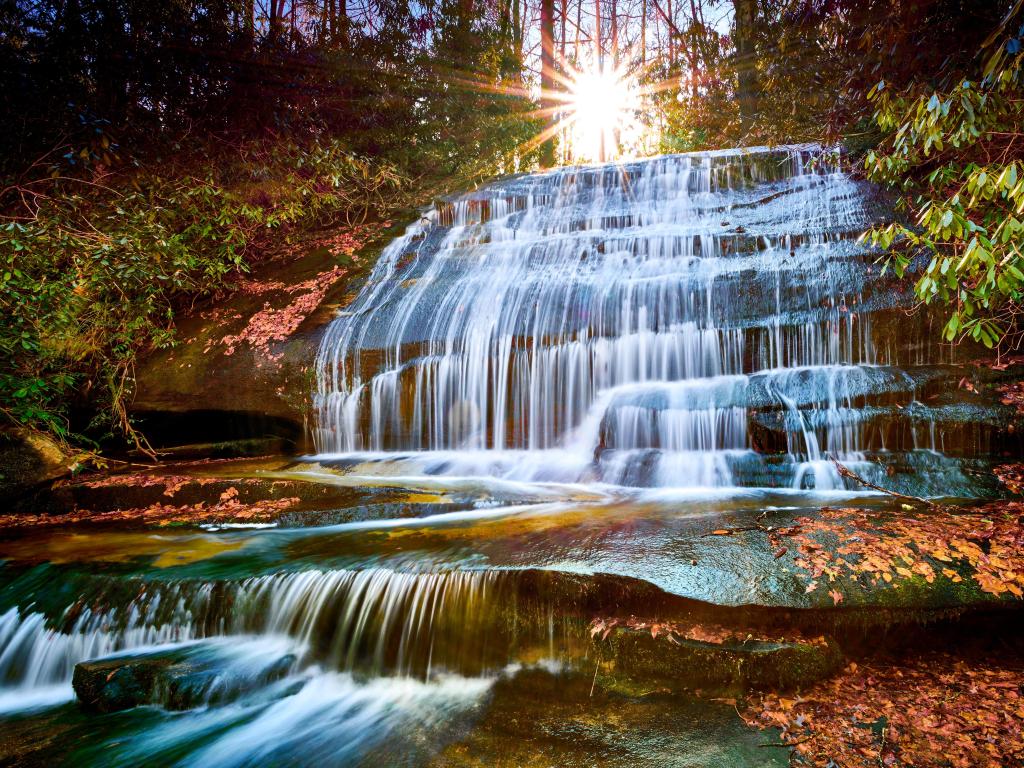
[562,63,643,163]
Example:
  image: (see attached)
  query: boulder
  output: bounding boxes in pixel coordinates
[0,429,72,502]
[73,655,175,713]
[73,643,297,713]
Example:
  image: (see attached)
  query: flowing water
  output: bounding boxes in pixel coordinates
[0,146,1009,765]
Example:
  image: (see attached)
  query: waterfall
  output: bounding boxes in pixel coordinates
[0,568,528,706]
[313,145,949,489]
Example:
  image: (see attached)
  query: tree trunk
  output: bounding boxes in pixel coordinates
[641,0,646,65]
[733,0,758,133]
[687,0,699,97]
[666,0,673,63]
[574,0,582,63]
[540,0,557,167]
[268,0,280,42]
[610,0,618,67]
[560,0,567,61]
[513,0,523,74]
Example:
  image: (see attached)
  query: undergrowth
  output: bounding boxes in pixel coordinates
[0,131,406,453]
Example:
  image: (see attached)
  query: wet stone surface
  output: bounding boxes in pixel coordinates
[429,669,789,768]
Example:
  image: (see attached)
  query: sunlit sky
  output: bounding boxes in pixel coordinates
[520,0,734,163]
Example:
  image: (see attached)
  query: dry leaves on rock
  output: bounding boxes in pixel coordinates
[996,463,1024,495]
[771,504,1024,599]
[743,652,1024,767]
[0,496,300,528]
[0,473,299,528]
[998,381,1024,415]
[216,222,379,363]
[80,472,214,491]
[220,264,346,361]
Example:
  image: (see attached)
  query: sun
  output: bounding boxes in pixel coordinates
[560,63,644,163]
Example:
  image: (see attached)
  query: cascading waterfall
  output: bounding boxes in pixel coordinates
[313,145,954,490]
[1,146,1008,767]
[0,568,537,708]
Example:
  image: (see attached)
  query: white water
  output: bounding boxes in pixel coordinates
[313,145,937,491]
[0,568,504,713]
[88,670,493,768]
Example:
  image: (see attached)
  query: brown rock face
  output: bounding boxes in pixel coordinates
[131,218,408,453]
[0,428,72,502]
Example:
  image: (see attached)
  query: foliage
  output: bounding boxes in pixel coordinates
[769,505,1024,599]
[753,0,1001,143]
[0,136,404,448]
[654,16,742,152]
[0,0,541,185]
[656,1,1007,152]
[863,13,1024,352]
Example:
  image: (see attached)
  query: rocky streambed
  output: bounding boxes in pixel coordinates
[2,146,1024,766]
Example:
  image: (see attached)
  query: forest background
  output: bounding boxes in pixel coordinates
[1,0,1020,451]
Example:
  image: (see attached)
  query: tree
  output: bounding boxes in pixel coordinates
[732,0,758,132]
[864,3,1024,354]
[540,0,558,166]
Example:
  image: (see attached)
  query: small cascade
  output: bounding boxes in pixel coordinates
[313,145,977,493]
[0,567,562,708]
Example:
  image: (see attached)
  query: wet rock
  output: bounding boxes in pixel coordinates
[73,655,176,713]
[2,458,430,526]
[0,429,72,502]
[595,626,843,696]
[276,500,478,527]
[428,667,789,768]
[136,436,294,461]
[73,645,297,713]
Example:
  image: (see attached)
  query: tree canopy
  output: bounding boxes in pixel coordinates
[2,0,1023,450]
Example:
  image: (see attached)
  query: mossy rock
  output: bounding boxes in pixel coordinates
[595,626,844,696]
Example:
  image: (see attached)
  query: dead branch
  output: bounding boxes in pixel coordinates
[829,455,935,508]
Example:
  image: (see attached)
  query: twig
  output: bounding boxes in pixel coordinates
[759,734,815,748]
[589,657,601,697]
[701,525,764,536]
[829,455,935,507]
